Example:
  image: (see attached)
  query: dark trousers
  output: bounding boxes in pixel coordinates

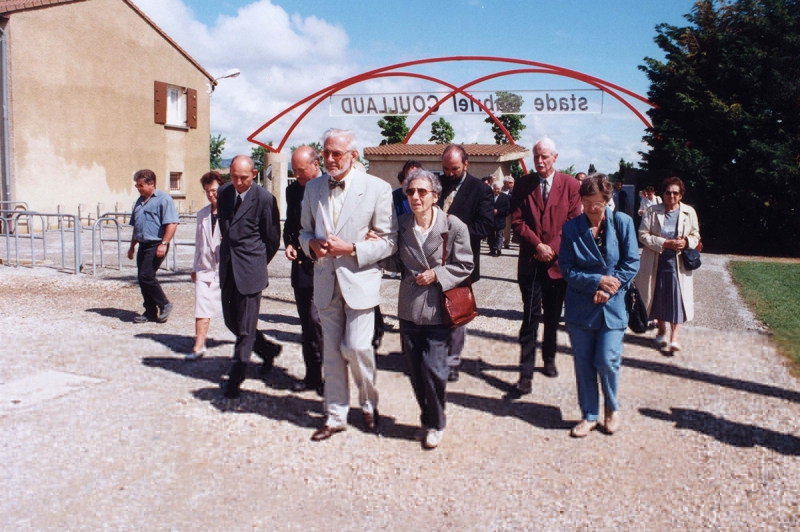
[221,263,277,368]
[518,262,567,379]
[488,227,504,253]
[136,241,169,317]
[294,286,323,385]
[401,319,450,430]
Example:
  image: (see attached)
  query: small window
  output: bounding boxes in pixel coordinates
[169,172,183,193]
[166,87,187,127]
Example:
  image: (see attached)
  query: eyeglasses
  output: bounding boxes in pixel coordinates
[323,149,348,161]
[581,199,607,209]
[405,188,432,198]
[664,191,681,196]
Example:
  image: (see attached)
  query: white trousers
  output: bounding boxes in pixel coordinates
[319,281,378,428]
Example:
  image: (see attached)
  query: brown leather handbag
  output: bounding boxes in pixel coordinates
[440,231,479,328]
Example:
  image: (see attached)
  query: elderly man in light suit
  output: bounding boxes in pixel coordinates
[300,128,397,441]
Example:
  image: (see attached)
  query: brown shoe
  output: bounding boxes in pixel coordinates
[311,425,345,442]
[570,419,598,438]
[604,409,621,434]
[363,410,379,431]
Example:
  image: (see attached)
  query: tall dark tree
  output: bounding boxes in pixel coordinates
[640,0,800,255]
[430,117,455,144]
[587,163,597,174]
[377,115,409,145]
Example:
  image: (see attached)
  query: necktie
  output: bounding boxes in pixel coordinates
[234,194,242,214]
[443,189,457,213]
[542,179,549,205]
[329,178,345,190]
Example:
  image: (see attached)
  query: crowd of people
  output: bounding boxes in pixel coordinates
[126,130,701,448]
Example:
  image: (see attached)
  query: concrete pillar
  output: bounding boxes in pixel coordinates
[265,151,289,221]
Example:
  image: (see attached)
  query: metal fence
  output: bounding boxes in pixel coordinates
[1,209,82,273]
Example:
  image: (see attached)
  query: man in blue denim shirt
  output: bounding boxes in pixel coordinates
[128,169,179,323]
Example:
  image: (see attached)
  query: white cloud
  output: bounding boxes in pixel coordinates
[134,0,652,169]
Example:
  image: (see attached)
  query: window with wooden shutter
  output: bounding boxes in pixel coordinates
[154,81,167,124]
[187,88,198,129]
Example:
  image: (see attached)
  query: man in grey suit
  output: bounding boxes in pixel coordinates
[218,155,282,399]
[300,128,397,441]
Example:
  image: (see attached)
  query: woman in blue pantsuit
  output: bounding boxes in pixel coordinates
[559,174,640,438]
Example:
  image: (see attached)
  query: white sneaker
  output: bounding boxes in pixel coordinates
[185,347,206,361]
[424,429,444,449]
[668,342,682,352]
[654,335,667,348]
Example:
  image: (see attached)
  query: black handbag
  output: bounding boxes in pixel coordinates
[681,248,702,270]
[625,281,649,333]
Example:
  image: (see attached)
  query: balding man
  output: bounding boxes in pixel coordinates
[438,144,494,382]
[217,155,282,399]
[285,146,324,395]
[300,128,397,441]
[510,138,581,395]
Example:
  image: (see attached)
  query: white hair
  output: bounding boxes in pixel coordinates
[321,128,358,153]
[534,137,558,156]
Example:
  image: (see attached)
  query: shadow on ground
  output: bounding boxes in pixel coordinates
[640,407,800,456]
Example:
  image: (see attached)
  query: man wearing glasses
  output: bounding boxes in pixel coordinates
[300,128,397,441]
[509,138,581,395]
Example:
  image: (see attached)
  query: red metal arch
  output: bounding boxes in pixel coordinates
[247,56,654,164]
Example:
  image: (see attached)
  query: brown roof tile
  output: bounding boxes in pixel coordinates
[364,143,530,158]
[0,0,215,83]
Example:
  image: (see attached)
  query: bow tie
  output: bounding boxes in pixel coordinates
[329,178,345,190]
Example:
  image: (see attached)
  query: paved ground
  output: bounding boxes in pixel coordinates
[1,231,798,530]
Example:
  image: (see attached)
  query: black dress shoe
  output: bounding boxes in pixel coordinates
[542,363,559,378]
[221,379,241,399]
[447,367,460,382]
[311,425,345,441]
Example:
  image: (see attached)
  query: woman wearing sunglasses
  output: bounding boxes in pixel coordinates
[635,177,701,353]
[379,168,473,449]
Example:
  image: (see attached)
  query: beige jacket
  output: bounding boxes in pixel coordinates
[635,202,701,321]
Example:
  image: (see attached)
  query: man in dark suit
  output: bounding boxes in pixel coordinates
[613,180,629,214]
[438,144,494,381]
[510,138,581,395]
[217,155,282,399]
[285,146,324,395]
[489,181,511,256]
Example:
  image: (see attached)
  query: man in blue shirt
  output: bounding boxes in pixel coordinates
[127,169,179,323]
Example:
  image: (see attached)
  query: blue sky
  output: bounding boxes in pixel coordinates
[137,0,698,173]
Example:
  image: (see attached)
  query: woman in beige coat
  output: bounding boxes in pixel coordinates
[635,177,700,353]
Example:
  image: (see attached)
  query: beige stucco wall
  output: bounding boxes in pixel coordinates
[6,0,211,219]
[365,156,520,188]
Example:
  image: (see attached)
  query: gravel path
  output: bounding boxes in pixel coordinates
[0,239,798,530]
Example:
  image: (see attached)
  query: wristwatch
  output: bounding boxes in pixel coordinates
[350,243,357,257]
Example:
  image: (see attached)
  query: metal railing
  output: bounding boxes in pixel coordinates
[171,213,198,271]
[1,209,81,273]
[92,216,125,276]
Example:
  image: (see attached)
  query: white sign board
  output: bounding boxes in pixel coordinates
[330,90,603,117]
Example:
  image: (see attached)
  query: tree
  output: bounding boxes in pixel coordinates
[587,163,597,174]
[608,158,634,182]
[210,134,226,169]
[429,117,455,144]
[377,115,409,145]
[558,165,576,176]
[251,145,269,184]
[485,91,527,144]
[640,0,800,255]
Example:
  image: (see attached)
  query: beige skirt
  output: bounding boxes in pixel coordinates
[195,279,223,319]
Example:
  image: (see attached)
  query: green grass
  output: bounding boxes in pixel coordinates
[729,261,800,374]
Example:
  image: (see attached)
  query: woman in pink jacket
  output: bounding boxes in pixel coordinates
[187,171,225,360]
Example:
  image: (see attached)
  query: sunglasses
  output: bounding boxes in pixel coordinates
[323,150,348,161]
[405,188,432,197]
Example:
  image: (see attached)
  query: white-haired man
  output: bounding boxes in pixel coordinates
[509,138,581,395]
[300,128,397,441]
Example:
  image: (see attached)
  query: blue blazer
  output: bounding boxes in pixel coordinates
[558,209,640,330]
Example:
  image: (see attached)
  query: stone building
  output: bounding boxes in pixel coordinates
[0,0,215,217]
